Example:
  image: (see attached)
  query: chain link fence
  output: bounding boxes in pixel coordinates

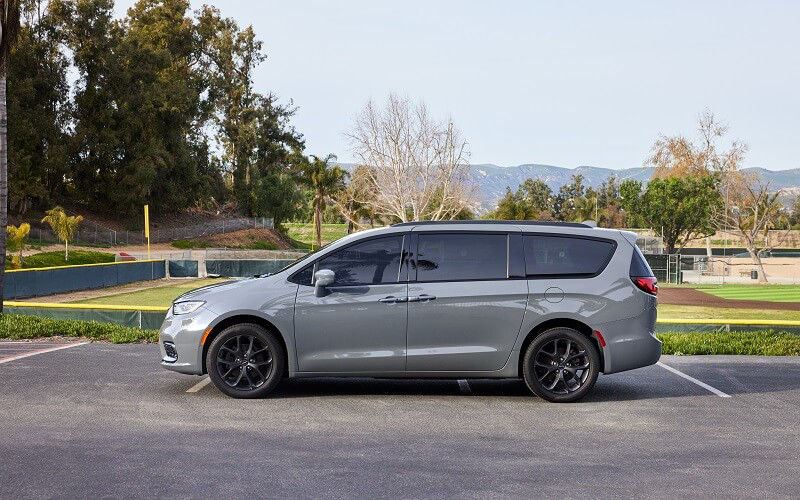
[27,217,274,247]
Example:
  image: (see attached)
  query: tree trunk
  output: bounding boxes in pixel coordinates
[0,75,8,313]
[347,219,353,234]
[313,204,322,249]
[748,249,768,283]
[65,240,69,261]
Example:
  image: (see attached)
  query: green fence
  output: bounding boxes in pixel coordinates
[643,254,682,284]
[205,259,294,277]
[168,260,199,277]
[5,260,166,299]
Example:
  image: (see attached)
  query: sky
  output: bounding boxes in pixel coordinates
[117,0,800,171]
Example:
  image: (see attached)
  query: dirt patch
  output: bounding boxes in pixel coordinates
[659,287,800,311]
[192,228,291,249]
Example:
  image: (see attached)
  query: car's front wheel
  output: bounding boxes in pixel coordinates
[522,327,600,403]
[206,323,285,398]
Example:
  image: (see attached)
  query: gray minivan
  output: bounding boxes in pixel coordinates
[159,221,661,402]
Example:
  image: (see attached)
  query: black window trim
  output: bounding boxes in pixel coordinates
[522,232,618,280]
[410,230,519,284]
[287,233,408,287]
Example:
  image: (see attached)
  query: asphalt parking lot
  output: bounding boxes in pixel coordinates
[1,342,799,499]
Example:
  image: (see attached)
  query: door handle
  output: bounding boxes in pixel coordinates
[408,294,436,303]
[379,296,408,304]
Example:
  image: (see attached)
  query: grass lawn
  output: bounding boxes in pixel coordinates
[283,223,350,249]
[692,284,800,303]
[658,330,800,355]
[71,278,227,307]
[660,283,800,302]
[10,250,115,269]
[0,314,157,343]
[658,304,800,322]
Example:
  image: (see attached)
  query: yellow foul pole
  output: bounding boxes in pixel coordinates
[144,205,151,259]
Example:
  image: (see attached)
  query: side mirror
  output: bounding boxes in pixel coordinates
[314,269,335,297]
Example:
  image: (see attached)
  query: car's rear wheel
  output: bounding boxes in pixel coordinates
[206,323,285,398]
[522,327,600,403]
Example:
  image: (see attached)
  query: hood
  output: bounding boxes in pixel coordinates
[173,273,288,305]
[174,278,246,302]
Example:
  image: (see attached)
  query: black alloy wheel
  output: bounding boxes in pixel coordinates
[522,327,600,403]
[206,323,285,398]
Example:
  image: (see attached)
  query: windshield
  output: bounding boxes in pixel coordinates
[274,242,332,275]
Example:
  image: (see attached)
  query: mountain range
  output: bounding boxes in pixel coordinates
[468,164,800,210]
[340,163,800,212]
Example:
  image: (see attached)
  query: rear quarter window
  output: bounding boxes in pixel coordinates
[524,234,616,277]
[629,246,654,277]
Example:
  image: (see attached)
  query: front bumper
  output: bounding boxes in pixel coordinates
[158,306,218,375]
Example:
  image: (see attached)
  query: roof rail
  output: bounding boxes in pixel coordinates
[391,220,591,228]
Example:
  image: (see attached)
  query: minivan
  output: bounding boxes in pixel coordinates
[159,221,661,402]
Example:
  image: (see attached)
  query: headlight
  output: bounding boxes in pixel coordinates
[172,301,205,315]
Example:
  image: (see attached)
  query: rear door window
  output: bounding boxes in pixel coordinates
[416,233,507,281]
[524,234,615,277]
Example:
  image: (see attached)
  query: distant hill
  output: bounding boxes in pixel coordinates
[468,164,653,210]
[338,163,800,212]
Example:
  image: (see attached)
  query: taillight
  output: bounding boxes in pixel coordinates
[632,276,658,296]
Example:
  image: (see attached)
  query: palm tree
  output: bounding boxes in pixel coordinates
[6,222,28,268]
[41,207,83,261]
[0,0,20,312]
[301,154,347,249]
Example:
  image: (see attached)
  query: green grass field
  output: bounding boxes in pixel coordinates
[658,304,800,322]
[691,284,800,303]
[283,223,350,249]
[659,331,800,355]
[10,250,115,269]
[71,278,226,307]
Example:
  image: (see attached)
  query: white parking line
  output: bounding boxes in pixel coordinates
[0,342,89,364]
[457,379,472,394]
[657,361,731,398]
[186,376,212,393]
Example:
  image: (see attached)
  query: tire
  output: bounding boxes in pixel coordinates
[522,327,600,403]
[206,323,285,398]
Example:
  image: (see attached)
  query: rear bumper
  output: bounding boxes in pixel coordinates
[602,331,661,374]
[596,307,661,374]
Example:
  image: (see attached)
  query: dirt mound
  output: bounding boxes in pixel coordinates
[194,228,292,249]
[659,287,800,311]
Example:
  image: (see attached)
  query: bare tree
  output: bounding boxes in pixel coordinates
[648,110,747,180]
[335,165,378,233]
[346,94,476,223]
[718,172,786,283]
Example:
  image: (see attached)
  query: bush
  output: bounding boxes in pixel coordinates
[10,250,115,269]
[247,240,277,250]
[171,239,210,249]
[0,314,158,343]
[658,330,800,356]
